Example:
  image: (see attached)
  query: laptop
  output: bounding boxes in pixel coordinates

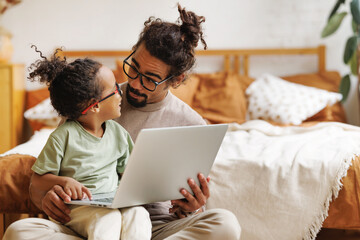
[69,124,228,208]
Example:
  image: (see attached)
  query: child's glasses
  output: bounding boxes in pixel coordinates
[81,83,122,115]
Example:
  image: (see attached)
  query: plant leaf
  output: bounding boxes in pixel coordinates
[329,0,346,20]
[349,48,358,75]
[351,0,360,24]
[339,74,351,102]
[321,12,347,38]
[352,19,358,33]
[344,35,358,64]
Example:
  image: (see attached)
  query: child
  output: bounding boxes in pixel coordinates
[28,46,151,240]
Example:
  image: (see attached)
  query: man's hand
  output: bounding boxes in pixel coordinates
[42,185,72,223]
[170,173,210,218]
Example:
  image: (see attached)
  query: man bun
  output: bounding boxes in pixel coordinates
[178,4,207,51]
[133,4,207,82]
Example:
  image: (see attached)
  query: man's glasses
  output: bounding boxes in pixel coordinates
[123,51,173,92]
[81,83,122,115]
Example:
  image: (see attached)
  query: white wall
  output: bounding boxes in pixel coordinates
[2,0,359,125]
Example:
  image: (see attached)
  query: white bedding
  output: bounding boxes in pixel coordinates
[0,128,55,157]
[206,120,360,240]
[2,121,360,240]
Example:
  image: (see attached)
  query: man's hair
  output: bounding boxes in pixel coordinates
[133,4,207,83]
[28,45,103,119]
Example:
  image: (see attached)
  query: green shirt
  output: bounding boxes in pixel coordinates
[32,120,133,194]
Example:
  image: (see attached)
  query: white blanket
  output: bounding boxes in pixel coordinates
[0,128,55,157]
[206,120,360,240]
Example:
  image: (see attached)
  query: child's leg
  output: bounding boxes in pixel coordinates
[65,205,122,240]
[120,206,152,240]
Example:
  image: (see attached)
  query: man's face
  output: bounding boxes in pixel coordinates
[125,43,172,108]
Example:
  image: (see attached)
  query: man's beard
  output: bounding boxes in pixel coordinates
[126,84,148,108]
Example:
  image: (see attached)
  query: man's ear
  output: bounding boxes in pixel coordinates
[170,73,185,89]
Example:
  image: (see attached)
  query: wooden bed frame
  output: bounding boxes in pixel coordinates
[58,45,326,76]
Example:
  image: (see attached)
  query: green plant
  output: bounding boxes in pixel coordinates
[321,0,360,102]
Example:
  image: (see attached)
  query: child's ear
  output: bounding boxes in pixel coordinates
[91,103,101,113]
[88,99,100,114]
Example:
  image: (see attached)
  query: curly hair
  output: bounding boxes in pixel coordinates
[28,46,103,120]
[133,4,207,83]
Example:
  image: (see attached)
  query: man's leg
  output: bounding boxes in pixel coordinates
[151,208,241,240]
[3,217,83,240]
[121,206,152,240]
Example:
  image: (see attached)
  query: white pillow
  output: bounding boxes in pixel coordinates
[24,98,61,127]
[245,74,342,125]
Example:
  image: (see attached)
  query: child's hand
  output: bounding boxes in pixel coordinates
[62,177,92,200]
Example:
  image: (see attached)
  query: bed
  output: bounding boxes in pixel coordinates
[1,45,359,240]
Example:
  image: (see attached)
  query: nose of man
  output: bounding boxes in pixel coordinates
[129,77,144,92]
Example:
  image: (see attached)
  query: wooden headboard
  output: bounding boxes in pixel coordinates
[58,45,326,77]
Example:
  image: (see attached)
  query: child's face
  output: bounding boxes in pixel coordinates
[97,66,122,120]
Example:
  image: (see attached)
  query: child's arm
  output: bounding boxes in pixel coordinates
[31,172,92,200]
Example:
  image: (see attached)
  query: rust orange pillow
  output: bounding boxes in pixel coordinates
[192,72,248,124]
[170,74,200,106]
[281,71,341,92]
[0,154,43,214]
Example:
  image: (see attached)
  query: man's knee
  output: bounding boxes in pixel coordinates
[4,217,82,240]
[3,218,33,240]
[205,208,241,240]
[3,221,18,240]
